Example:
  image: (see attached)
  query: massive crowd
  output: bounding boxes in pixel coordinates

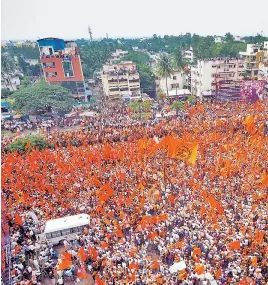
[1,100,268,285]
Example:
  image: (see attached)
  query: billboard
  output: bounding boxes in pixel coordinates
[215,80,266,103]
[215,80,241,102]
[240,80,266,103]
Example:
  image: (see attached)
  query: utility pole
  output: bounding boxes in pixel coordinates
[88,25,92,41]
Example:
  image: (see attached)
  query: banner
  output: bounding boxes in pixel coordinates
[215,80,266,103]
[215,80,241,102]
[240,80,266,103]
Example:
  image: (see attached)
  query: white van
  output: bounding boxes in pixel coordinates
[42,214,90,245]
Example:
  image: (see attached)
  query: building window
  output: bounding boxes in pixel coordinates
[259,57,262,63]
[173,76,177,80]
[63,60,74,77]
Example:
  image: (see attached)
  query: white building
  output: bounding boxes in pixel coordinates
[107,49,128,64]
[101,61,141,100]
[1,75,21,91]
[156,70,188,98]
[191,57,245,99]
[239,43,267,80]
[183,47,195,63]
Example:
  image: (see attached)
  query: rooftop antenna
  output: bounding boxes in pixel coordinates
[88,25,92,41]
[106,33,108,39]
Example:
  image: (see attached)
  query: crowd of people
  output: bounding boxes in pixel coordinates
[1,100,267,285]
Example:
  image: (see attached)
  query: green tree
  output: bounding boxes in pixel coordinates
[7,135,53,153]
[186,95,196,105]
[172,101,184,116]
[1,54,16,90]
[156,87,164,102]
[155,53,174,97]
[224,33,235,43]
[18,55,28,74]
[12,81,74,115]
[172,48,185,71]
[21,76,31,88]
[129,100,151,117]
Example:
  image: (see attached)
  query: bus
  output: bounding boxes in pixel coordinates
[42,214,90,245]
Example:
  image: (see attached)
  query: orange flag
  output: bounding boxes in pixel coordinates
[228,240,240,250]
[192,247,201,257]
[14,214,23,226]
[150,261,160,269]
[188,143,199,165]
[178,269,188,280]
[195,264,205,275]
[61,252,72,261]
[95,275,105,285]
[215,267,222,279]
[59,259,72,270]
[243,115,256,135]
[77,267,88,279]
[88,246,98,260]
[129,262,139,270]
[77,247,87,262]
[251,257,258,267]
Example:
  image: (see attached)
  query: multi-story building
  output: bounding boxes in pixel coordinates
[239,43,267,80]
[107,49,128,64]
[191,57,245,99]
[156,70,187,98]
[101,61,141,100]
[183,47,195,63]
[37,38,88,101]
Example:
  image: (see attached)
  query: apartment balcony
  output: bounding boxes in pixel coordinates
[128,73,140,80]
[129,79,140,83]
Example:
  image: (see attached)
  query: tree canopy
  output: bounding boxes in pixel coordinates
[155,53,174,96]
[7,135,53,153]
[12,81,74,115]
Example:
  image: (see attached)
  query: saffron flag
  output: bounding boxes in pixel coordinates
[228,240,240,250]
[195,264,205,275]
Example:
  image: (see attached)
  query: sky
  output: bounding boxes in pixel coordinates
[1,0,268,40]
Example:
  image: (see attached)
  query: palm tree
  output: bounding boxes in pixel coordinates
[172,101,184,116]
[172,48,185,72]
[1,54,16,90]
[155,53,174,97]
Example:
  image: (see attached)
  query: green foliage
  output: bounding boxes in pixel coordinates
[21,76,31,88]
[186,95,196,104]
[12,80,74,115]
[155,53,174,96]
[78,40,127,78]
[157,87,164,101]
[2,46,39,59]
[7,135,53,153]
[1,89,14,98]
[172,101,184,112]
[172,48,186,71]
[1,54,16,75]
[129,100,151,113]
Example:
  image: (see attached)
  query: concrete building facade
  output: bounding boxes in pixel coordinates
[239,43,268,80]
[101,61,141,100]
[107,49,128,64]
[37,38,88,101]
[191,57,245,99]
